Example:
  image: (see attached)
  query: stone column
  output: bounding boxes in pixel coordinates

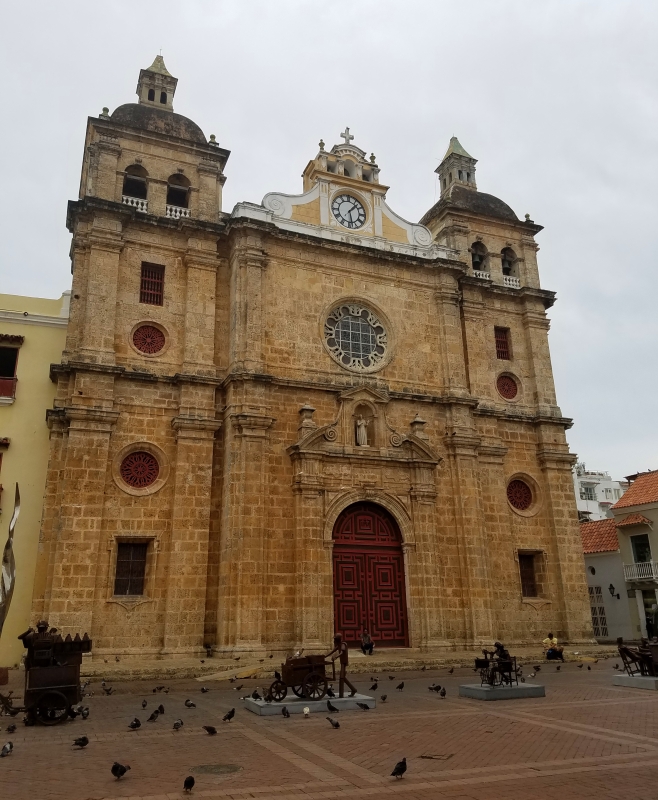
[229,229,266,373]
[45,407,119,634]
[443,423,494,645]
[538,443,594,643]
[434,279,470,397]
[182,239,219,377]
[216,405,274,654]
[522,303,559,417]
[161,415,221,656]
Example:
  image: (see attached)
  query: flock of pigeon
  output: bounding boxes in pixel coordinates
[0,659,604,789]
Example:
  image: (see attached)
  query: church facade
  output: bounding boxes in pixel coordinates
[32,57,594,658]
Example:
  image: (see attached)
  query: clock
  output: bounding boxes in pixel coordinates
[331,194,366,229]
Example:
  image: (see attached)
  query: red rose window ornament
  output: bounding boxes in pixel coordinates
[497,374,518,400]
[120,451,160,489]
[507,479,533,511]
[133,325,165,355]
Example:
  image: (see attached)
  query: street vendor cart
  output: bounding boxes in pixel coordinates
[269,654,336,701]
[0,621,92,725]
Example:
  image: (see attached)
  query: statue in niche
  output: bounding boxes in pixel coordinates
[355,415,370,447]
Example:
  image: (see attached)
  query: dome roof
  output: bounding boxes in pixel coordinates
[110,103,206,144]
[421,184,518,226]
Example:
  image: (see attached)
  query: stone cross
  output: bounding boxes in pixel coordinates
[340,127,354,145]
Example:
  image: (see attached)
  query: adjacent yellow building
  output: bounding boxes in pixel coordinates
[0,291,70,665]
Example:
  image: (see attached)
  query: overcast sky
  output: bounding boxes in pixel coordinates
[1,0,656,479]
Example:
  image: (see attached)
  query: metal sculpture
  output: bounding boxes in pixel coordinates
[0,484,19,637]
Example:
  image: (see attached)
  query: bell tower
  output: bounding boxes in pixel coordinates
[436,136,477,198]
[136,54,178,111]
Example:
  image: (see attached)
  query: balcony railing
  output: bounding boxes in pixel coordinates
[166,205,191,219]
[472,270,490,280]
[0,377,17,399]
[503,275,520,288]
[122,195,148,213]
[623,561,658,582]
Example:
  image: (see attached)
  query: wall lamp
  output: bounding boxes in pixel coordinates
[609,583,620,599]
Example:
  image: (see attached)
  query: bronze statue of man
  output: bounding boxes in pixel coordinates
[326,634,357,698]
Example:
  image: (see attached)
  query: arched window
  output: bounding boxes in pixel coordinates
[147,88,155,102]
[122,164,148,200]
[471,241,488,272]
[160,91,167,104]
[501,247,517,277]
[343,160,355,178]
[166,173,191,209]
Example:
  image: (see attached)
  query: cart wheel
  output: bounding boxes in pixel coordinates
[35,691,70,726]
[303,673,328,701]
[270,681,287,702]
[291,684,305,699]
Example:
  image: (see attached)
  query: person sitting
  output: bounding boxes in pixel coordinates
[542,632,564,661]
[360,630,374,656]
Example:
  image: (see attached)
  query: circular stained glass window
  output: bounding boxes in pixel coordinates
[133,325,165,355]
[324,304,387,372]
[120,451,160,488]
[497,374,518,400]
[507,479,533,511]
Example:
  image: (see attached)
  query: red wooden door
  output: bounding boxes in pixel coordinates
[333,503,409,647]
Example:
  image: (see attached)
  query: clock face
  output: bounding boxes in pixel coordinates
[332,194,366,229]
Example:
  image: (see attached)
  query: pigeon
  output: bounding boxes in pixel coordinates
[184,775,195,792]
[528,672,535,679]
[556,666,561,672]
[577,664,583,669]
[370,682,378,691]
[251,690,261,701]
[156,686,165,692]
[614,664,620,670]
[0,742,13,758]
[202,725,217,735]
[587,665,592,671]
[111,762,131,779]
[102,686,114,696]
[73,736,89,748]
[389,676,396,680]
[356,702,370,711]
[326,716,340,729]
[147,710,159,722]
[327,700,339,713]
[520,677,526,683]
[282,706,290,718]
[158,704,165,714]
[263,691,273,703]
[391,757,407,779]
[223,708,235,722]
[380,695,387,703]
[201,687,209,693]
[303,707,310,718]
[534,666,541,672]
[448,667,454,674]
[6,724,16,734]
[129,718,141,730]
[80,707,90,720]
[396,682,404,691]
[163,688,169,694]
[233,685,243,692]
[439,688,446,698]
[327,686,336,698]
[173,718,184,731]
[594,659,599,664]
[184,699,196,708]
[142,699,148,709]
[421,665,426,671]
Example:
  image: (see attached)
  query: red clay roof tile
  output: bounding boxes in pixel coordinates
[612,470,658,509]
[617,513,652,527]
[580,518,619,554]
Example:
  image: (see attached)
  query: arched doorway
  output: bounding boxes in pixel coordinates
[332,502,409,647]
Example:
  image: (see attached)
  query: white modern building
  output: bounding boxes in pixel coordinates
[573,463,629,522]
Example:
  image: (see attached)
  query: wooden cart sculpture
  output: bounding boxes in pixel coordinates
[0,621,92,725]
[269,654,336,701]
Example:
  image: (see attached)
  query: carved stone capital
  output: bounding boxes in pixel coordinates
[64,407,120,433]
[171,416,221,440]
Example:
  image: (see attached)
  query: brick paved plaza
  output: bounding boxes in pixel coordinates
[3,658,658,800]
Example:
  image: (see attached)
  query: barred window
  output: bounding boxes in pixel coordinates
[140,263,164,306]
[495,327,511,360]
[588,586,609,638]
[114,542,148,596]
[519,553,538,597]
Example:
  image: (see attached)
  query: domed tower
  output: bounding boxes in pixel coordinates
[34,57,230,657]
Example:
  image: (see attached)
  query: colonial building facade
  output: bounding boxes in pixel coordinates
[32,56,593,659]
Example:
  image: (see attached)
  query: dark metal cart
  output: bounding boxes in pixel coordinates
[269,654,336,701]
[0,621,92,725]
